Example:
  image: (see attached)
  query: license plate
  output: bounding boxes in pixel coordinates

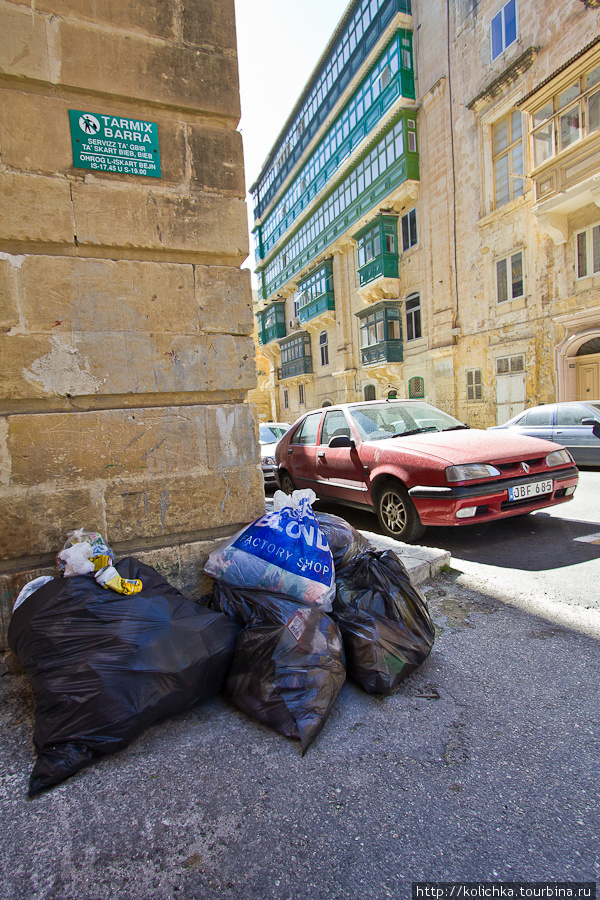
[508,479,553,501]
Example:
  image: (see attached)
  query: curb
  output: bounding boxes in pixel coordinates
[358,530,451,585]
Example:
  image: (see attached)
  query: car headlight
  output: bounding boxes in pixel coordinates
[446,463,501,482]
[262,456,276,467]
[545,449,572,467]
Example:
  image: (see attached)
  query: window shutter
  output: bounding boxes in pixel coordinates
[467,369,483,401]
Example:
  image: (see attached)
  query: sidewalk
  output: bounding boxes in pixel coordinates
[2,562,598,898]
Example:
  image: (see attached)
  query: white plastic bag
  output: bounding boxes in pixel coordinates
[205,490,335,610]
[13,576,54,612]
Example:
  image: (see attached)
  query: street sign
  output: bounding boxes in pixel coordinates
[69,110,161,177]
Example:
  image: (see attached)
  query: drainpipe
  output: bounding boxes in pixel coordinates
[447,0,460,331]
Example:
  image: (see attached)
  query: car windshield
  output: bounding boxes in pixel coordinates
[348,401,465,441]
[259,424,288,444]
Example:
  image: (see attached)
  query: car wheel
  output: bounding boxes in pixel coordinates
[375,481,426,543]
[279,471,295,495]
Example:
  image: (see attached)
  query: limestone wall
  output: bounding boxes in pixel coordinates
[0,0,264,645]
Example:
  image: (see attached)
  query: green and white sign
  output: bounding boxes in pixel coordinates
[69,110,161,177]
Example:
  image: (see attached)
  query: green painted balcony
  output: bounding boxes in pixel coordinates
[355,214,400,287]
[257,301,286,346]
[279,332,313,380]
[357,254,400,286]
[356,300,403,366]
[361,340,404,365]
[299,290,335,322]
[280,356,314,380]
[298,261,335,323]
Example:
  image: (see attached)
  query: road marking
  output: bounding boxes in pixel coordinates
[574,532,600,544]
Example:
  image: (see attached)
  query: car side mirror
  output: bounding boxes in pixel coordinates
[581,418,597,426]
[328,434,355,449]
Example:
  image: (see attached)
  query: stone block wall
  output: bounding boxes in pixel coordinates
[0,0,264,646]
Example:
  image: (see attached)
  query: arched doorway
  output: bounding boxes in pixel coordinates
[556,323,600,401]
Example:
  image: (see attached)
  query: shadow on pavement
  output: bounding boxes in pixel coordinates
[287,494,600,573]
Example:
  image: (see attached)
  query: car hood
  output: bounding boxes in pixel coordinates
[370,429,561,465]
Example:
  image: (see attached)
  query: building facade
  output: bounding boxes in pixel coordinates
[0,0,264,639]
[251,0,600,429]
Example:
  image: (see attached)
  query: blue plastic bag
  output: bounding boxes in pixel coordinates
[205,490,335,610]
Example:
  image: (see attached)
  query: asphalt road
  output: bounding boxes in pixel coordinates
[313,469,600,640]
[0,473,599,899]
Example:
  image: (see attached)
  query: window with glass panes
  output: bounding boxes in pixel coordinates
[405,293,422,340]
[496,251,524,302]
[320,331,329,366]
[359,305,402,348]
[298,263,333,308]
[252,0,413,220]
[497,354,524,374]
[491,0,517,61]
[260,115,415,298]
[258,31,415,259]
[281,334,310,365]
[264,306,280,329]
[530,62,600,168]
[357,224,381,267]
[575,221,600,279]
[355,215,399,284]
[493,110,524,208]
[257,301,286,345]
[401,208,417,251]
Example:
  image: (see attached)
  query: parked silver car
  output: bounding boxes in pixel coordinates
[489,401,600,466]
[259,422,291,485]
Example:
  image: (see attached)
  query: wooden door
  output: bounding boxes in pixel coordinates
[576,354,600,401]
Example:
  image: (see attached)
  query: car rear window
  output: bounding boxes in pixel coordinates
[523,408,553,426]
[260,425,287,443]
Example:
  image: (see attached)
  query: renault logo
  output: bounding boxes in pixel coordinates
[521,462,530,474]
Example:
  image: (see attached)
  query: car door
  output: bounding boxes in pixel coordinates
[314,409,368,502]
[553,403,600,465]
[285,411,323,491]
[517,405,556,440]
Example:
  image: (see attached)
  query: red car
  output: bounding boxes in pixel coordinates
[274,400,579,542]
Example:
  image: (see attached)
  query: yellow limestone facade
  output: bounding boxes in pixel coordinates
[252,0,600,431]
[0,0,265,642]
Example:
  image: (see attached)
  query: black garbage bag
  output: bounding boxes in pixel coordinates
[314,512,371,571]
[206,581,346,753]
[332,549,435,694]
[8,558,239,797]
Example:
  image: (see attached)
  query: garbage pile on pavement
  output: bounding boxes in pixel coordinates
[8,492,435,798]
